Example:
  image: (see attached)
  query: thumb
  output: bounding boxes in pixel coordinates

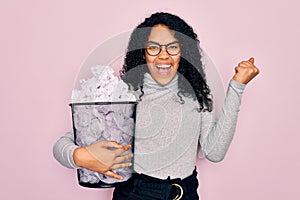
[248,57,255,64]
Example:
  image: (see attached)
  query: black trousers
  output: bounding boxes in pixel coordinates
[112,168,199,200]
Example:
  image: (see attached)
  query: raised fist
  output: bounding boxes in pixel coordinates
[232,57,260,84]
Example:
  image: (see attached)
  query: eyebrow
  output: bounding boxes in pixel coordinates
[146,41,179,46]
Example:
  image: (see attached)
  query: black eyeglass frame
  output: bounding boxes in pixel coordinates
[144,41,182,56]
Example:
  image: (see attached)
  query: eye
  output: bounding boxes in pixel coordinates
[168,45,179,49]
[148,45,160,50]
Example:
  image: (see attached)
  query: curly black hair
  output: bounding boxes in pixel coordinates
[120,12,213,112]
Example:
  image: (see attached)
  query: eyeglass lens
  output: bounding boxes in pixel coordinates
[145,42,181,56]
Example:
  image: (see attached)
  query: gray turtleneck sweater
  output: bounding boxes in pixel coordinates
[53,73,245,179]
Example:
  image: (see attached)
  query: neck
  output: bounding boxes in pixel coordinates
[143,73,178,92]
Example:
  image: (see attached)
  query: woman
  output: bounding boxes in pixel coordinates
[53,12,259,200]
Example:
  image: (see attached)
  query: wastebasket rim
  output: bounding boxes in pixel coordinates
[69,101,138,106]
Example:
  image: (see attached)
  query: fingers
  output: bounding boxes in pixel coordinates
[102,141,131,151]
[101,140,123,148]
[238,60,254,68]
[122,144,131,151]
[110,162,132,170]
[114,152,133,163]
[113,144,132,156]
[236,57,254,69]
[240,58,259,73]
[104,170,123,180]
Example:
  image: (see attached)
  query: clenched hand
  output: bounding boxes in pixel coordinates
[232,57,260,84]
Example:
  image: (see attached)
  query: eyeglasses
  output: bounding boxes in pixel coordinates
[145,41,181,56]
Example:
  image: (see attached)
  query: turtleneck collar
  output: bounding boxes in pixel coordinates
[143,73,179,92]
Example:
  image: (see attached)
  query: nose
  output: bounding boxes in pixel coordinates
[158,46,169,59]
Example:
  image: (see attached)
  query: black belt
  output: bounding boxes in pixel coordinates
[130,169,197,200]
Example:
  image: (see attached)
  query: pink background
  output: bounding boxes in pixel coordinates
[1,0,299,199]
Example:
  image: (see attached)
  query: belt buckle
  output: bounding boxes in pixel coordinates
[171,183,183,200]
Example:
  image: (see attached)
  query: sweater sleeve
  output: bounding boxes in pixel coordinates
[52,131,81,169]
[199,79,246,162]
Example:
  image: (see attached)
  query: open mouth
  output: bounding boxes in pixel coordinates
[155,64,172,76]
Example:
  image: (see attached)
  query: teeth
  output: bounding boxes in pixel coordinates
[156,64,171,69]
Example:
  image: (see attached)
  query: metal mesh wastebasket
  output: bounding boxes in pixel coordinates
[70,101,137,188]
